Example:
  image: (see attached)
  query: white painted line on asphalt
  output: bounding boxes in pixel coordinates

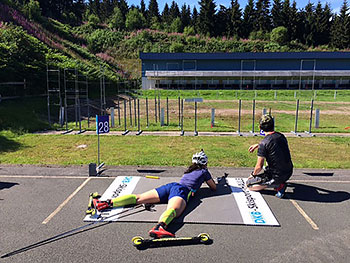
[42,178,91,224]
[290,199,319,230]
[289,180,350,183]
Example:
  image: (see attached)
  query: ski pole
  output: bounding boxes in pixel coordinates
[1,204,151,258]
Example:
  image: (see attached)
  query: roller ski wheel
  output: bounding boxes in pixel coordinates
[132,233,212,250]
[198,233,210,244]
[132,236,144,246]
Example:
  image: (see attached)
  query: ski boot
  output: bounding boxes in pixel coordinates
[93,198,113,211]
[149,222,175,238]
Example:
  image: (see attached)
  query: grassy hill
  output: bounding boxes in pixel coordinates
[0,1,126,96]
[1,0,333,97]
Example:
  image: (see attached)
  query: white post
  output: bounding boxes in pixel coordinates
[110,107,115,127]
[160,108,165,126]
[211,108,215,127]
[315,109,320,128]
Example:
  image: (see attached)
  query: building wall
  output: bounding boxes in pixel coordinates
[140,52,350,89]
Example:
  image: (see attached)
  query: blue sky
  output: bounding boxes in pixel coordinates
[127,0,344,14]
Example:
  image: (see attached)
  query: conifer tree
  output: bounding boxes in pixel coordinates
[331,0,350,49]
[140,0,147,19]
[302,2,316,46]
[148,0,160,21]
[242,0,255,38]
[118,0,129,21]
[271,0,284,28]
[288,0,300,41]
[181,4,191,29]
[255,0,271,32]
[314,2,332,46]
[90,0,101,16]
[169,1,180,21]
[216,5,230,36]
[229,0,242,37]
[109,6,125,30]
[281,0,291,30]
[162,3,170,23]
[192,7,199,32]
[100,0,113,22]
[198,0,217,36]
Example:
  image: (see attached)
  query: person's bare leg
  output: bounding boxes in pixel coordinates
[136,189,160,204]
[165,196,186,218]
[247,184,268,191]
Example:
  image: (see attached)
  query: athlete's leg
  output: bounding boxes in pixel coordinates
[110,189,160,207]
[165,196,186,219]
[149,196,186,238]
[135,189,161,204]
[247,184,268,191]
[91,189,160,213]
[246,175,268,191]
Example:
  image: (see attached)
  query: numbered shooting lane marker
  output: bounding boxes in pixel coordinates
[96,115,110,167]
[96,115,110,134]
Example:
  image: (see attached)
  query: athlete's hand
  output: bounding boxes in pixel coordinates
[248,144,259,153]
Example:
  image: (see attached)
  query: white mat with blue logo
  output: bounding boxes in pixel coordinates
[83,176,279,226]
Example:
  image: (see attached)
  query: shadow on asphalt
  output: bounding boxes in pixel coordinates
[262,183,350,203]
[137,169,166,174]
[303,172,334,177]
[169,181,232,234]
[1,222,111,259]
[0,181,19,191]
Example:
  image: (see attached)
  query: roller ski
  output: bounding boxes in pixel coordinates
[132,232,212,250]
[85,192,113,216]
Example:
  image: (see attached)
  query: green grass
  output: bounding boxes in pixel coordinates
[0,131,349,168]
[67,98,349,134]
[137,89,350,102]
[0,97,50,133]
[3,93,349,135]
[1,91,350,168]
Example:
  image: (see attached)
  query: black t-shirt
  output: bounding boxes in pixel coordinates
[257,132,293,180]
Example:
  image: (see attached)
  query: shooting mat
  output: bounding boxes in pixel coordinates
[84,176,279,226]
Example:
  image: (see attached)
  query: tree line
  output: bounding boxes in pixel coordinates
[5,0,350,49]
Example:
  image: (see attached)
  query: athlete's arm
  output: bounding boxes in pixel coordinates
[248,144,259,153]
[206,178,217,191]
[251,156,264,177]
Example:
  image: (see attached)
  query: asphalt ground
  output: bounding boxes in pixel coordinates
[1,165,350,263]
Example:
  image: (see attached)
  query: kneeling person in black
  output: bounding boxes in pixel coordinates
[246,114,293,198]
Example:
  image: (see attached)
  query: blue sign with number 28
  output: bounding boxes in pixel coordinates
[96,115,109,134]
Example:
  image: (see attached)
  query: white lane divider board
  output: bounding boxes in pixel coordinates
[227,178,279,226]
[84,176,140,222]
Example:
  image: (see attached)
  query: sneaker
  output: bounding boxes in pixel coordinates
[275,183,287,199]
[149,222,175,238]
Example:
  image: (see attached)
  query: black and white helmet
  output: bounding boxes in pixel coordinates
[192,150,208,165]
